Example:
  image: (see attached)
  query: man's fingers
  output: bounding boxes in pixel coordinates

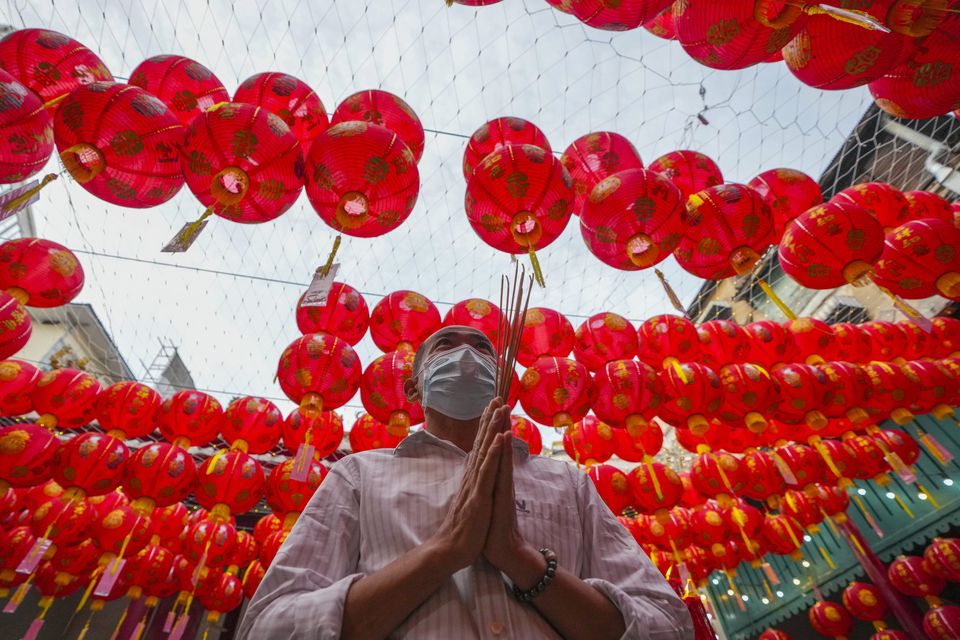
[477,397,504,457]
[476,433,503,495]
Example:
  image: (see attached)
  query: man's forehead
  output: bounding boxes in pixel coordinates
[423,326,491,349]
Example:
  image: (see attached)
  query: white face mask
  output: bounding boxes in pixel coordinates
[419,344,497,421]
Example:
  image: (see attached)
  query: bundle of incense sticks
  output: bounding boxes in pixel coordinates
[495,264,533,403]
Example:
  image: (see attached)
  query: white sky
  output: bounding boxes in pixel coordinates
[3,0,874,440]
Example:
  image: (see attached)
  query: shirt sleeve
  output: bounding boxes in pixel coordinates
[571,466,695,640]
[236,456,365,640]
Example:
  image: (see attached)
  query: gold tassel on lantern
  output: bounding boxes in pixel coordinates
[1,174,58,215]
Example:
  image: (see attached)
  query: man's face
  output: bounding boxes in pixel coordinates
[406,328,497,402]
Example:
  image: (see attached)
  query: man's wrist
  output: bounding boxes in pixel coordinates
[500,543,547,591]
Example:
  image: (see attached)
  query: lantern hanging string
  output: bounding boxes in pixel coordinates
[319,236,342,277]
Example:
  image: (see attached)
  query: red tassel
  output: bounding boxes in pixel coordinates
[683,589,718,639]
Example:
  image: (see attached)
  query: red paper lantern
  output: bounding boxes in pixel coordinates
[833,322,871,363]
[259,530,288,568]
[465,143,573,282]
[0,293,30,359]
[862,362,919,424]
[31,368,101,430]
[48,538,98,584]
[181,101,303,223]
[675,183,775,280]
[54,82,185,207]
[305,121,418,237]
[690,451,745,506]
[779,201,885,289]
[740,449,787,502]
[697,319,750,369]
[898,320,931,360]
[561,131,643,216]
[123,441,197,514]
[659,362,722,435]
[296,281,369,346]
[234,72,328,148]
[51,432,127,499]
[221,396,283,454]
[745,319,799,368]
[842,581,887,626]
[809,600,854,640]
[637,314,701,369]
[675,0,805,70]
[349,413,406,452]
[183,519,237,568]
[818,361,872,424]
[360,350,423,434]
[94,381,162,440]
[125,543,175,601]
[34,559,83,604]
[688,501,729,551]
[843,433,889,481]
[562,415,616,465]
[591,359,662,434]
[519,356,594,428]
[253,513,283,548]
[860,321,909,361]
[277,332,361,418]
[0,360,40,415]
[873,218,960,300]
[128,55,228,126]
[888,554,946,600]
[924,538,960,582]
[331,89,423,162]
[462,116,550,179]
[901,360,954,419]
[563,0,672,30]
[814,482,851,521]
[771,363,830,430]
[510,416,542,455]
[30,493,94,549]
[874,428,919,467]
[645,507,694,552]
[0,29,112,108]
[627,461,683,518]
[870,24,960,120]
[778,441,827,489]
[0,69,53,183]
[580,168,684,270]
[157,390,223,448]
[369,290,441,353]
[924,605,960,640]
[903,190,955,223]
[780,489,823,532]
[644,5,678,40]
[748,168,823,236]
[196,450,266,519]
[718,363,779,432]
[0,238,84,308]
[832,182,911,232]
[647,150,723,201]
[784,7,908,90]
[759,630,792,640]
[92,503,152,556]
[242,560,266,599]
[199,572,244,622]
[266,457,327,528]
[587,463,632,514]
[443,298,503,346]
[612,420,664,462]
[0,423,59,491]
[282,409,344,460]
[761,512,803,558]
[517,307,575,367]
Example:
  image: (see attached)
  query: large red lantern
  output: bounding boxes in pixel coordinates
[510,416,542,455]
[903,190,954,224]
[196,450,266,520]
[925,538,960,583]
[465,143,573,284]
[759,630,792,640]
[833,322,871,363]
[888,555,946,602]
[861,362,918,424]
[305,121,418,237]
[761,513,803,559]
[277,332,361,418]
[898,320,931,360]
[331,89,424,163]
[818,361,872,424]
[748,168,823,235]
[627,461,683,519]
[369,290,441,353]
[360,350,423,435]
[612,420,663,462]
[697,319,749,369]
[155,390,222,450]
[644,507,693,553]
[517,307,575,367]
[870,24,960,120]
[644,5,678,39]
[0,360,40,415]
[779,201,885,289]
[924,605,960,640]
[296,281,369,346]
[349,413,406,452]
[462,116,550,179]
[591,359,662,434]
[242,560,266,599]
[675,0,804,70]
[54,82,184,207]
[931,317,960,357]
[809,600,854,640]
[443,298,503,346]
[128,55,227,126]
[198,572,244,623]
[745,319,798,368]
[780,489,823,533]
[561,0,672,30]
[587,463,632,514]
[740,449,787,502]
[0,29,112,108]
[51,432,128,499]
[860,321,908,362]
[123,441,196,515]
[31,368,101,430]
[0,238,84,308]
[519,356,594,428]
[125,542,175,601]
[183,519,237,569]
[873,218,960,300]
[688,501,729,551]
[580,168,683,270]
[659,362,722,435]
[637,314,701,369]
[842,581,888,629]
[282,409,344,460]
[832,182,911,232]
[221,396,283,454]
[784,7,908,90]
[266,457,327,529]
[94,381,162,440]
[0,69,53,183]
[690,450,745,507]
[0,423,59,492]
[771,363,830,430]
[901,360,954,419]
[562,415,615,465]
[718,363,779,432]
[29,496,93,552]
[646,150,723,201]
[234,72,328,148]
[675,183,775,280]
[843,433,889,481]
[181,101,303,225]
[92,502,152,558]
[561,131,643,216]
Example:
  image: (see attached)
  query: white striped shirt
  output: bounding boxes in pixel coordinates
[237,430,694,639]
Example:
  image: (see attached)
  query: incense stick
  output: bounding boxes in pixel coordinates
[495,265,533,402]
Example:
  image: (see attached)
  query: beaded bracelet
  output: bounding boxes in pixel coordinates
[512,548,558,603]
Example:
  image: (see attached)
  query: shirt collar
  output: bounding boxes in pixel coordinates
[394,428,530,459]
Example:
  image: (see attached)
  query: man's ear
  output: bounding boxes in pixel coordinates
[403,376,420,403]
